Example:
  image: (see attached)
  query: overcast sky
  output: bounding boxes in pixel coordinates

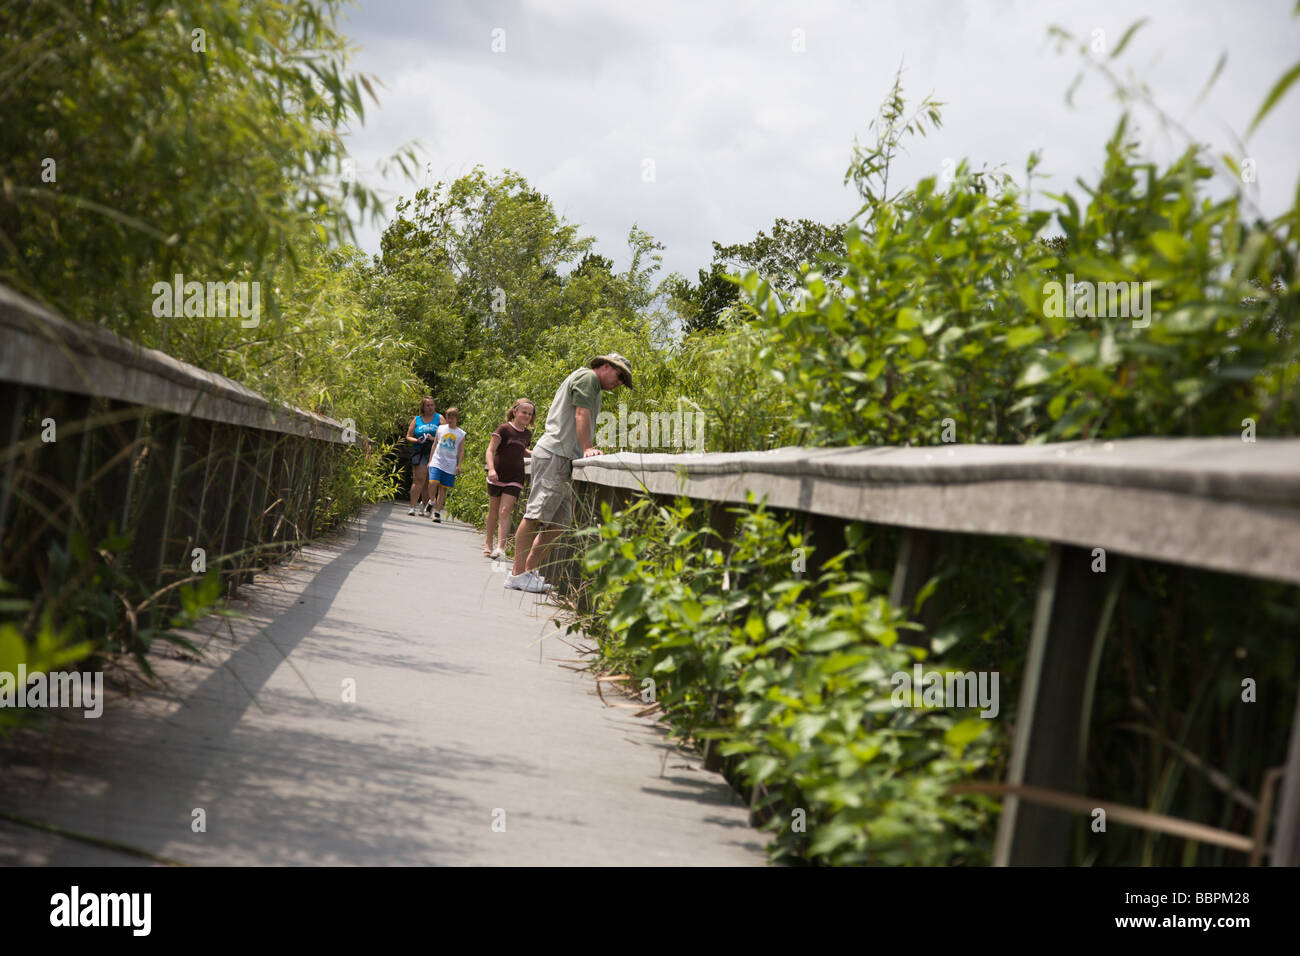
[338,0,1300,282]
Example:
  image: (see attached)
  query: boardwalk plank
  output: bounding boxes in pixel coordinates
[0,503,765,866]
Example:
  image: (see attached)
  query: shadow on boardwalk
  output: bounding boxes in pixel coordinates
[0,502,766,866]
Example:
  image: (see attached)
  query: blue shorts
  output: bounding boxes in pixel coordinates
[429,467,456,488]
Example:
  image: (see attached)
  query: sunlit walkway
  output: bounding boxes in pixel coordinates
[0,502,764,866]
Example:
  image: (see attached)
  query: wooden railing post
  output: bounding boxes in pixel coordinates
[247,430,275,573]
[216,428,244,579]
[993,544,1125,865]
[0,384,26,546]
[801,511,844,576]
[154,413,192,590]
[189,420,217,566]
[889,528,944,646]
[1270,692,1300,866]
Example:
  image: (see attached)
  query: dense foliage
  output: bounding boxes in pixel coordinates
[753,81,1298,447]
[565,30,1300,864]
[0,1,417,696]
[2,0,1298,866]
[1,0,421,430]
[576,497,997,865]
[665,217,847,334]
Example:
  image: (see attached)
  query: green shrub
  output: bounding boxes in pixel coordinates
[574,495,998,865]
[750,63,1298,446]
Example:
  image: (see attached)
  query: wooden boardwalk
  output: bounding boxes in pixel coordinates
[0,502,765,866]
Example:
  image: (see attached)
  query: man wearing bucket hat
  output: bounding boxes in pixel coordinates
[505,353,633,593]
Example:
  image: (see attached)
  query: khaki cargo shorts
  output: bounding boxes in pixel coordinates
[522,449,574,526]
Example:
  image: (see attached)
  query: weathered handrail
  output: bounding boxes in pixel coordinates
[0,283,368,659]
[572,441,1300,584]
[0,284,356,443]
[571,442,1300,867]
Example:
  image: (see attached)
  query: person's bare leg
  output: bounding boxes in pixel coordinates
[525,527,562,574]
[498,492,518,551]
[485,495,500,552]
[512,517,540,575]
[434,483,449,512]
[409,465,427,509]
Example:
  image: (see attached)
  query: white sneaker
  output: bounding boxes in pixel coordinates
[491,547,505,559]
[407,507,416,515]
[505,570,551,593]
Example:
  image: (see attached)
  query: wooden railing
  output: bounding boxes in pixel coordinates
[570,440,1300,866]
[0,283,366,633]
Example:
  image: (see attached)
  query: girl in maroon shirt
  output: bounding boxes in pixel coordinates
[484,398,535,558]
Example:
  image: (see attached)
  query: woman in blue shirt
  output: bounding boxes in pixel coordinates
[405,396,441,515]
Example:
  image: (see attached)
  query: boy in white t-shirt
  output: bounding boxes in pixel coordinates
[427,407,467,523]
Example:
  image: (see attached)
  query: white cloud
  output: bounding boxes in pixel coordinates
[339,0,1300,281]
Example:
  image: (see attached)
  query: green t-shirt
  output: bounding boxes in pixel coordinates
[536,367,603,460]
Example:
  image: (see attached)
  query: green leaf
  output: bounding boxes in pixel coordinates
[1048,392,1067,420]
[0,628,27,673]
[1150,231,1190,263]
[611,585,646,629]
[1194,52,1227,106]
[1005,326,1044,348]
[766,608,793,631]
[1017,360,1054,387]
[1249,58,1300,134]
[1109,18,1149,59]
[945,718,988,751]
[808,822,864,856]
[804,629,859,652]
[741,754,781,784]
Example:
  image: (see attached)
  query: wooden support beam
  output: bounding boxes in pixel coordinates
[889,528,943,646]
[192,421,217,555]
[1270,688,1300,866]
[993,543,1124,865]
[233,430,271,586]
[154,414,191,589]
[118,415,148,536]
[0,384,25,545]
[801,511,844,577]
[706,498,737,549]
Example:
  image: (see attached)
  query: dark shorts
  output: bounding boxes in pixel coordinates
[487,482,523,498]
[411,444,433,467]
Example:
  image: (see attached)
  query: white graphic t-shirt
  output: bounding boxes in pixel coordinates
[431,424,467,475]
